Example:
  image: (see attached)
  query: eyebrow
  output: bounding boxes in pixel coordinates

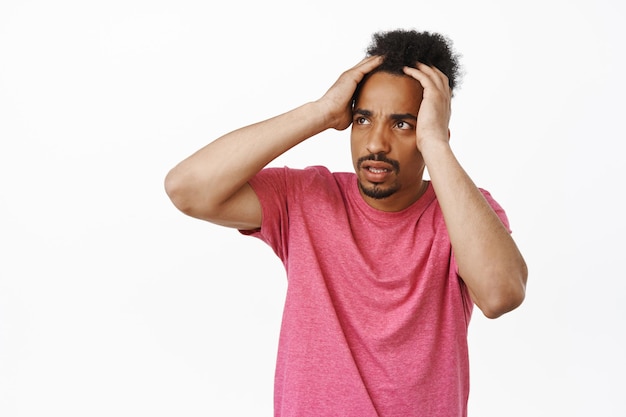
[354,108,417,121]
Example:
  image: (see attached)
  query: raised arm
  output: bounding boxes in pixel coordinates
[403,63,528,318]
[164,56,383,230]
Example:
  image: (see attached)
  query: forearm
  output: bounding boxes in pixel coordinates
[165,101,329,217]
[423,141,527,318]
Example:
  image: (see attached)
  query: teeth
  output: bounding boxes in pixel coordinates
[368,167,388,173]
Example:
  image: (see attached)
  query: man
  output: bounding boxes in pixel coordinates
[165,29,527,417]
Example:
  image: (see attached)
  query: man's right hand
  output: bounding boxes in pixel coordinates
[316,56,383,131]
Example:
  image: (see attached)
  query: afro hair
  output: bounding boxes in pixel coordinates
[365,29,462,91]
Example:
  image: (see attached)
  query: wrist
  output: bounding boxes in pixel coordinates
[312,97,351,131]
[309,100,331,127]
[418,133,451,154]
[419,137,455,166]
[288,101,338,139]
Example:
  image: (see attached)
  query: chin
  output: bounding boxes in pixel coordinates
[358,181,398,200]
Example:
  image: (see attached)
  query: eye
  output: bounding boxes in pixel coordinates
[354,116,370,125]
[395,120,413,130]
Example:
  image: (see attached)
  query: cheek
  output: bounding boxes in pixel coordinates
[398,148,425,173]
[403,158,425,177]
[350,129,366,153]
[349,134,360,170]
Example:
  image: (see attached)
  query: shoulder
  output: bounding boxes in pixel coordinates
[478,187,510,230]
[252,165,353,191]
[478,187,505,211]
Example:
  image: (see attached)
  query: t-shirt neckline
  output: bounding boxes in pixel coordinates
[347,177,436,222]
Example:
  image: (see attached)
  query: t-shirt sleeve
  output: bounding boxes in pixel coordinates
[480,188,511,233]
[238,167,291,262]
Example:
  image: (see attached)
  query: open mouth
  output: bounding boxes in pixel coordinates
[357,154,399,173]
[359,160,396,183]
[358,153,399,182]
[365,166,391,174]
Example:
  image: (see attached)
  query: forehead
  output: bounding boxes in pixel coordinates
[355,71,423,113]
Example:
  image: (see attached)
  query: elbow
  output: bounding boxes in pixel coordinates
[164,167,197,216]
[164,167,225,221]
[478,263,528,319]
[480,289,525,319]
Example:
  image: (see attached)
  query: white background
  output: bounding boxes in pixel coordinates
[1,0,625,415]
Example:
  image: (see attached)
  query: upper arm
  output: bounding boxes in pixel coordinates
[200,182,263,230]
[165,173,263,230]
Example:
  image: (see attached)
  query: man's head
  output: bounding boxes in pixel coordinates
[350,29,461,211]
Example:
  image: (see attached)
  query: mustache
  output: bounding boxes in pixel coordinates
[357,153,400,173]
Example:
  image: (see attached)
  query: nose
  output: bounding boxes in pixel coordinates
[365,124,391,155]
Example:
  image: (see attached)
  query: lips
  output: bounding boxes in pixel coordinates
[359,160,396,183]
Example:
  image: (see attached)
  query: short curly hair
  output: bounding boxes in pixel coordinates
[352,29,461,106]
[361,29,462,92]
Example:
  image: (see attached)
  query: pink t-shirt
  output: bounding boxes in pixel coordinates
[242,166,509,417]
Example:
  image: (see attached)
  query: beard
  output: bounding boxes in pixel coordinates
[357,180,400,199]
[356,153,401,199]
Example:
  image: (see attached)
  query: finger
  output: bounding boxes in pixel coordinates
[416,62,450,91]
[352,55,383,73]
[404,63,450,92]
